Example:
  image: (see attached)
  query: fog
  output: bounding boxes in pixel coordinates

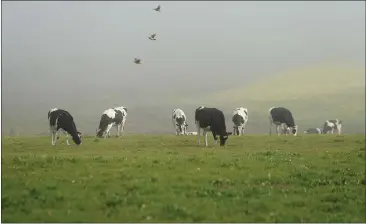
[1,1,365,135]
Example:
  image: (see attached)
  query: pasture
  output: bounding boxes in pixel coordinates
[1,134,365,222]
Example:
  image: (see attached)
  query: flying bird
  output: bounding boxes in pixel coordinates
[148,33,157,40]
[153,5,161,12]
[134,58,141,64]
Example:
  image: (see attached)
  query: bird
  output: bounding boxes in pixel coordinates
[134,58,141,64]
[153,5,161,12]
[148,33,157,40]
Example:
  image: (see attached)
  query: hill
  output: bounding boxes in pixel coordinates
[179,64,365,133]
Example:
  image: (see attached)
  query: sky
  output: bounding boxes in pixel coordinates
[1,1,365,134]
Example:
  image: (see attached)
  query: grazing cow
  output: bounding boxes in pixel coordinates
[96,106,128,138]
[186,131,198,136]
[48,108,82,146]
[232,107,249,136]
[304,128,322,134]
[268,107,298,136]
[172,108,188,135]
[195,106,231,146]
[322,119,342,135]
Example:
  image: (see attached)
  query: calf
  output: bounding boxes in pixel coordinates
[195,106,231,146]
[322,119,342,135]
[172,108,188,135]
[268,107,298,136]
[96,106,128,138]
[48,108,82,146]
[232,107,249,136]
[304,128,322,134]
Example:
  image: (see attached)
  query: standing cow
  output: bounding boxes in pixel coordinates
[232,107,249,136]
[172,108,188,135]
[96,106,128,138]
[195,106,231,146]
[322,119,342,135]
[268,107,298,136]
[48,108,82,146]
[304,128,322,134]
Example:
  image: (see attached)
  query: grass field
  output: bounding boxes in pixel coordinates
[1,134,365,222]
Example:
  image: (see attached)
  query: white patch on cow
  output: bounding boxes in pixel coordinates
[50,108,58,113]
[104,109,116,119]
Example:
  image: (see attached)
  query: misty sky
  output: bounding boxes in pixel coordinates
[2,1,365,115]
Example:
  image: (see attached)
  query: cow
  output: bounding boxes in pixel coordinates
[195,106,231,146]
[186,132,198,136]
[172,108,188,135]
[304,128,322,134]
[96,106,128,138]
[268,107,298,136]
[322,119,342,135]
[48,108,82,146]
[232,107,249,136]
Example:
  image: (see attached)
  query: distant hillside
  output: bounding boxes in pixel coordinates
[178,64,365,133]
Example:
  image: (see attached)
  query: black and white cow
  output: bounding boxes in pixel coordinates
[268,107,298,136]
[186,131,198,136]
[48,108,82,146]
[195,106,231,146]
[172,108,188,135]
[96,106,128,138]
[304,128,322,134]
[322,119,342,135]
[232,107,249,136]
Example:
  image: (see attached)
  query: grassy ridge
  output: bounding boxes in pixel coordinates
[2,135,365,222]
[202,64,365,103]
[188,64,365,133]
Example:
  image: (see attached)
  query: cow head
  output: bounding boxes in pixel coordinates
[176,123,185,135]
[291,125,298,136]
[96,128,104,138]
[72,132,82,145]
[219,132,230,146]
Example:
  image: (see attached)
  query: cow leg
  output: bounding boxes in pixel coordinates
[172,119,178,135]
[54,130,59,145]
[64,130,70,145]
[337,124,342,135]
[212,132,218,145]
[203,130,209,147]
[50,126,56,145]
[196,123,201,145]
[105,124,113,139]
[276,125,281,136]
[120,119,126,136]
[116,124,121,137]
[51,130,56,145]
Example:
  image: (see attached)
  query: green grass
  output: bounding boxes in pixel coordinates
[2,134,365,222]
